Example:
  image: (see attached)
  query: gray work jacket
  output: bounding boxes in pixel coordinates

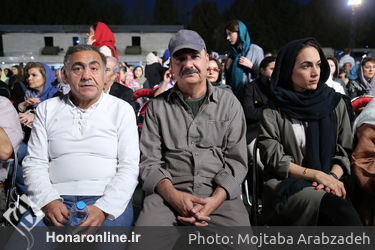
[139,82,248,200]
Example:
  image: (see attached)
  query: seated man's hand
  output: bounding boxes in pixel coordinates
[169,190,207,218]
[42,199,69,226]
[156,179,207,225]
[80,205,106,227]
[188,186,227,226]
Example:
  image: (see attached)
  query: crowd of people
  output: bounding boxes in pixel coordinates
[1,19,375,235]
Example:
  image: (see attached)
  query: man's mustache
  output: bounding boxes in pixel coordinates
[181,68,199,76]
[78,80,95,87]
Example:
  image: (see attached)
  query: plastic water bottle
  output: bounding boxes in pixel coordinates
[69,201,88,226]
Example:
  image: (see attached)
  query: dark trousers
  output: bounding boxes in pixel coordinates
[318,193,362,226]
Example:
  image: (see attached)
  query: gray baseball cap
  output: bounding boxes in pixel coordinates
[168,29,206,56]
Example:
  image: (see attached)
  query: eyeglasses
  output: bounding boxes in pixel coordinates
[207,67,220,73]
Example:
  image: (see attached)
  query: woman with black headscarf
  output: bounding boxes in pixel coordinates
[257,38,361,225]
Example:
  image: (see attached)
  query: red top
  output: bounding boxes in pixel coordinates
[93,22,118,59]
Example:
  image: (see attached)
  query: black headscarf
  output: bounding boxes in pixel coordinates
[270,38,343,202]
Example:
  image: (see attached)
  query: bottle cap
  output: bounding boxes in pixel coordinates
[76,201,86,210]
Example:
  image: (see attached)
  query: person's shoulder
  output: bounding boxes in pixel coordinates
[213,85,239,105]
[0,96,14,112]
[99,45,112,57]
[39,95,62,107]
[250,43,263,50]
[104,92,134,113]
[0,95,11,105]
[244,78,258,88]
[150,88,171,106]
[112,82,133,93]
[105,92,128,105]
[249,43,264,53]
[261,101,280,116]
[347,79,362,90]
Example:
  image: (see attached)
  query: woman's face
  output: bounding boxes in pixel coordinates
[291,46,321,93]
[4,69,9,75]
[120,69,126,84]
[27,67,45,90]
[226,29,238,45]
[12,66,18,75]
[207,60,220,83]
[362,61,375,82]
[88,26,95,37]
[327,59,336,77]
[343,63,351,73]
[134,67,143,79]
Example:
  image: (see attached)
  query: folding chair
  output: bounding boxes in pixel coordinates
[250,138,263,226]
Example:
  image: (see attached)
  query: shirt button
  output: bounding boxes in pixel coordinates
[191,141,195,145]
[195,152,199,156]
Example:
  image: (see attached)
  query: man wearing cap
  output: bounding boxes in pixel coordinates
[136,30,250,226]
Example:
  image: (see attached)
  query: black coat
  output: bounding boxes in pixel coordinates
[109,82,137,114]
[0,80,11,99]
[242,78,272,144]
[145,63,163,89]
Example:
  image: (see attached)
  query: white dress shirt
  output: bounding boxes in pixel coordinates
[23,93,139,219]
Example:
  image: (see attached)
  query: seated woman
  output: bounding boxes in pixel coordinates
[132,65,145,89]
[347,56,375,100]
[9,65,26,109]
[326,56,346,95]
[18,62,58,130]
[12,62,58,194]
[258,38,361,225]
[352,98,375,225]
[207,57,232,92]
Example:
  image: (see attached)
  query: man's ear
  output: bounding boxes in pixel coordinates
[61,68,68,83]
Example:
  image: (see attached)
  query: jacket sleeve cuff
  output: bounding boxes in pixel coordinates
[276,155,292,179]
[331,156,351,175]
[142,168,173,194]
[30,195,62,217]
[214,170,241,200]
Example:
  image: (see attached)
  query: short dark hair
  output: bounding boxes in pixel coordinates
[224,20,239,33]
[259,56,276,70]
[64,44,106,72]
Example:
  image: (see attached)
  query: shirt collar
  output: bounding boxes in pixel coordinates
[64,92,104,111]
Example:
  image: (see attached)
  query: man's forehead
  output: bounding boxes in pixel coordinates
[69,50,103,65]
[106,59,116,68]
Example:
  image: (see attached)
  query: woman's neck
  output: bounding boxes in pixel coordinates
[34,86,44,96]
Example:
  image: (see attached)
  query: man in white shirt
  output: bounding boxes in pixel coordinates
[22,45,139,227]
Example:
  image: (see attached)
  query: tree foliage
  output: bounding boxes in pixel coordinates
[0,0,374,52]
[154,0,178,25]
[0,0,126,25]
[190,1,221,52]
